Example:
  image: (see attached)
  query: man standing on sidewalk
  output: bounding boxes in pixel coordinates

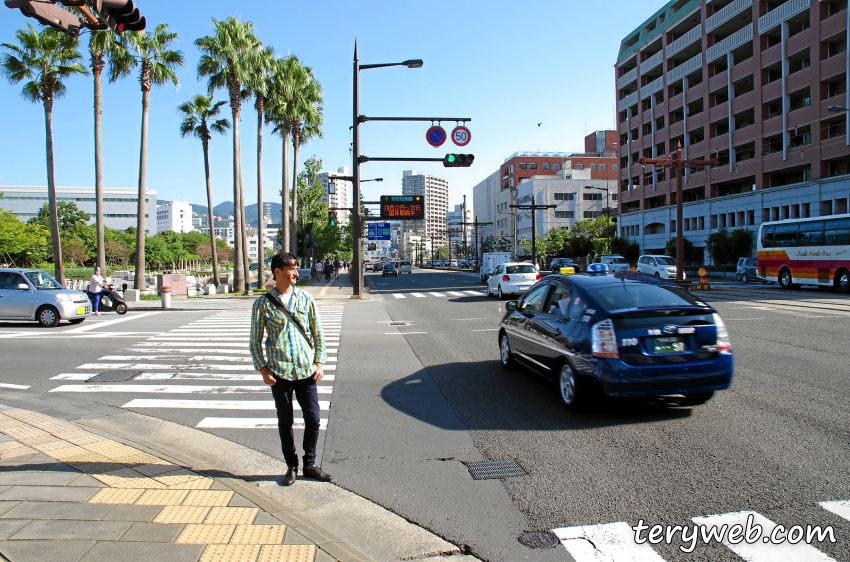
[250,252,332,486]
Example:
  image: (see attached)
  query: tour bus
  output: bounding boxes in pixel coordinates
[757,214,850,292]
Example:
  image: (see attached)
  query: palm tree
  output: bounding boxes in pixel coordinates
[1,25,87,285]
[109,24,184,291]
[288,66,323,256]
[178,94,229,288]
[195,17,260,295]
[243,45,274,288]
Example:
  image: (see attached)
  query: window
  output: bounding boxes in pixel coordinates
[590,164,597,171]
[553,163,561,171]
[583,192,603,201]
[518,284,549,314]
[613,164,619,171]
[529,163,538,170]
[599,164,607,171]
[584,211,603,218]
[519,163,527,170]
[554,192,574,200]
[575,164,584,170]
[0,273,28,291]
[543,163,551,170]
[825,219,850,245]
[555,211,575,218]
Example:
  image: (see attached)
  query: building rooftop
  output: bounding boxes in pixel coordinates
[616,0,702,63]
[503,151,617,162]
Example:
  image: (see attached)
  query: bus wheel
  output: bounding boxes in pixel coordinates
[838,269,850,294]
[779,268,793,290]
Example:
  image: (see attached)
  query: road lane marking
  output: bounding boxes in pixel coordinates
[196,417,327,430]
[392,293,406,299]
[820,500,850,521]
[446,291,467,296]
[123,399,330,410]
[0,383,30,390]
[428,292,446,297]
[76,363,257,371]
[64,311,160,333]
[384,332,428,335]
[410,293,426,298]
[99,355,252,362]
[464,290,484,296]
[52,384,333,394]
[553,521,666,561]
[471,329,499,332]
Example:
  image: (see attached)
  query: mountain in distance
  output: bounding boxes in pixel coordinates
[161,200,283,226]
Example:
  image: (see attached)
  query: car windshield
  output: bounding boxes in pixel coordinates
[506,265,536,274]
[24,271,63,290]
[587,282,704,311]
[383,264,394,269]
[654,256,676,266]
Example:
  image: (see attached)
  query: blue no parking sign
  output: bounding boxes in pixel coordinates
[426,125,447,147]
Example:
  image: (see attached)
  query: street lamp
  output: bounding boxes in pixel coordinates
[352,43,422,298]
[585,185,611,253]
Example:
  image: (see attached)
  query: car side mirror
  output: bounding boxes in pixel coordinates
[506,301,517,312]
[17,284,29,290]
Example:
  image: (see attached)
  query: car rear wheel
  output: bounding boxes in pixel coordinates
[679,391,714,406]
[115,303,128,315]
[837,269,850,294]
[779,268,794,290]
[499,333,515,370]
[497,285,505,300]
[741,273,749,283]
[68,318,85,325]
[36,305,60,328]
[558,362,584,411]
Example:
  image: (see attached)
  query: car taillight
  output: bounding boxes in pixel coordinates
[535,273,541,280]
[713,313,731,352]
[502,275,510,282]
[591,319,619,358]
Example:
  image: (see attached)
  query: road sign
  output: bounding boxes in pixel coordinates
[426,126,447,147]
[451,125,471,147]
[367,222,392,241]
[380,195,425,220]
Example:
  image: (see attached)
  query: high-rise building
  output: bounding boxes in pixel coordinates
[402,170,450,249]
[318,167,350,226]
[446,203,472,248]
[615,0,849,255]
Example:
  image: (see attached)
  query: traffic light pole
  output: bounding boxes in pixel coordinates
[352,44,363,297]
[510,201,556,269]
[461,216,493,272]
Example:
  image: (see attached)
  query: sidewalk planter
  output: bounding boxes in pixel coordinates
[160,286,172,309]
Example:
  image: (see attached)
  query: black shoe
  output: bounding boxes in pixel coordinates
[302,465,332,482]
[280,466,297,486]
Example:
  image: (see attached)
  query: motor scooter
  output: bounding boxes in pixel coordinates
[87,284,129,315]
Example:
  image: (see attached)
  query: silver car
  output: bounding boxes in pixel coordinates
[0,269,91,327]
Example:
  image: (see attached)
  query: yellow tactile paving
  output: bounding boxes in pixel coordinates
[46,445,90,461]
[81,440,141,459]
[200,544,261,562]
[153,505,211,524]
[168,476,214,490]
[176,524,236,544]
[0,444,37,460]
[133,462,179,477]
[257,545,315,562]
[30,440,76,452]
[153,467,202,487]
[134,489,190,506]
[204,507,258,526]
[119,452,171,465]
[88,488,146,504]
[182,490,234,507]
[65,434,106,446]
[92,467,165,489]
[229,525,285,545]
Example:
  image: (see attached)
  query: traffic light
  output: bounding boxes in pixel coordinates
[328,210,338,227]
[6,0,83,36]
[98,0,146,33]
[443,154,474,168]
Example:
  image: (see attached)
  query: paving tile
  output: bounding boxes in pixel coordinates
[0,518,31,540]
[0,501,21,517]
[200,544,261,562]
[101,504,164,522]
[210,481,232,491]
[257,544,316,562]
[0,539,95,562]
[134,489,189,506]
[154,505,211,524]
[2,500,113,520]
[66,460,128,474]
[282,527,315,546]
[183,490,234,507]
[120,521,185,543]
[91,467,164,489]
[176,524,236,544]
[133,462,179,478]
[168,477,214,490]
[204,507,258,525]
[77,541,205,562]
[153,468,203,487]
[68,473,109,488]
[0,470,79,486]
[230,525,285,545]
[0,444,38,460]
[0,485,99,502]
[88,488,145,504]
[227,494,258,508]
[9,519,132,541]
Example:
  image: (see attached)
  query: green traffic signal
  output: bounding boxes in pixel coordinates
[328,210,338,227]
[447,154,456,164]
[443,154,474,168]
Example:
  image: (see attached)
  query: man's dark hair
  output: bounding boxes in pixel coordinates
[271,252,298,273]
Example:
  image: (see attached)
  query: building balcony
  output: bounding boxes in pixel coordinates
[731,123,757,145]
[640,51,664,76]
[667,53,703,84]
[757,0,811,35]
[821,54,847,81]
[761,79,782,102]
[618,91,639,113]
[618,67,638,90]
[709,102,729,123]
[706,23,753,62]
[820,8,848,41]
[822,92,846,117]
[761,115,783,136]
[666,24,703,59]
[640,76,665,100]
[706,0,754,33]
[731,89,756,114]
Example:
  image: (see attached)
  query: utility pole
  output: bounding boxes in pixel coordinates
[461,215,493,272]
[640,145,718,282]
[510,199,556,269]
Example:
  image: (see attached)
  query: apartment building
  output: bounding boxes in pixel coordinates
[446,202,472,247]
[401,170,450,248]
[318,167,350,227]
[156,200,194,234]
[615,0,850,254]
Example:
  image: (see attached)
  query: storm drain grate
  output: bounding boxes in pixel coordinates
[464,459,527,480]
[87,370,143,383]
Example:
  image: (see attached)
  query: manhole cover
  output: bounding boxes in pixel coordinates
[87,370,143,383]
[464,459,527,480]
[518,531,559,549]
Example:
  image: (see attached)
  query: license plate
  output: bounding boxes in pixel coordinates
[652,337,685,354]
[76,307,85,315]
[517,286,530,291]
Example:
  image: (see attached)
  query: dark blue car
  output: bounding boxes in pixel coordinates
[498,270,733,410]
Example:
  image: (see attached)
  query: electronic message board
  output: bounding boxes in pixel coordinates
[380,195,424,220]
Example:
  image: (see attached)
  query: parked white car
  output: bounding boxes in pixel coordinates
[0,269,91,327]
[637,255,685,280]
[485,263,541,299]
[600,254,630,273]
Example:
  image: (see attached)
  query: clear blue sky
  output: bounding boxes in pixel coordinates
[0,0,647,214]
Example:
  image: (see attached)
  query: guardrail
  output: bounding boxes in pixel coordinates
[757,0,810,34]
[707,23,753,62]
[639,51,663,75]
[706,0,753,33]
[617,91,639,112]
[640,76,665,99]
[617,67,638,90]
[666,23,702,58]
[667,53,703,83]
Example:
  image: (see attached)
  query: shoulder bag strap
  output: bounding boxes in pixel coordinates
[264,291,314,351]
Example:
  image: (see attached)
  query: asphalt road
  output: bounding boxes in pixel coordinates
[2,271,849,561]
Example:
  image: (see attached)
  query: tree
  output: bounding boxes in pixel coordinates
[105,240,128,266]
[110,23,185,290]
[1,24,88,284]
[178,93,229,286]
[610,236,640,265]
[0,208,50,266]
[31,201,89,232]
[664,237,700,265]
[61,238,88,266]
[196,17,261,294]
[265,56,296,262]
[729,228,754,260]
[705,228,732,265]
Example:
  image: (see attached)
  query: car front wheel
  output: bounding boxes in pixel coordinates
[741,273,749,283]
[499,333,515,370]
[497,286,505,300]
[36,305,60,328]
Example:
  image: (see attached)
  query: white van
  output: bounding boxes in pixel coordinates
[398,261,412,274]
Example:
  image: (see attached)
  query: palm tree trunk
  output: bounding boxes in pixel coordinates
[256,99,265,288]
[202,138,219,286]
[43,97,64,285]
[239,172,250,294]
[93,63,105,273]
[134,89,149,290]
[290,130,299,256]
[281,127,290,256]
[230,107,244,292]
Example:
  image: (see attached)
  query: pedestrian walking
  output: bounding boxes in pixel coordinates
[250,252,331,486]
[87,267,109,316]
[323,260,333,283]
[333,258,340,279]
[313,260,322,282]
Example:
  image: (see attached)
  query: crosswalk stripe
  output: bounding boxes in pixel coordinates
[446,291,467,296]
[691,511,837,561]
[130,348,250,354]
[76,363,257,371]
[196,417,327,430]
[0,383,30,390]
[50,373,335,382]
[393,293,406,298]
[428,292,446,297]
[146,337,247,342]
[51,384,333,394]
[410,293,426,298]
[819,500,850,521]
[464,290,483,296]
[133,342,249,347]
[553,522,666,561]
[124,399,330,410]
[99,355,252,362]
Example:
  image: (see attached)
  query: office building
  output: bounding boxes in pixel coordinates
[318,167,350,226]
[401,170,450,249]
[446,203,472,248]
[156,200,194,234]
[0,185,156,233]
[615,0,850,255]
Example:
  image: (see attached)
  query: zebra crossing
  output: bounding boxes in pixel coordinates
[553,501,850,561]
[391,290,484,299]
[48,306,345,431]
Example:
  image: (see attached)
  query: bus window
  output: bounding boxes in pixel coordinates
[774,224,799,247]
[798,221,824,246]
[824,219,850,245]
[761,225,775,248]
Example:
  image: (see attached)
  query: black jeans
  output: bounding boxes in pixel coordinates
[270,376,321,469]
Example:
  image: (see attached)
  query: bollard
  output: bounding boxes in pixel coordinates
[160,286,172,309]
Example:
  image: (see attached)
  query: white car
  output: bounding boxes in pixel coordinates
[486,262,541,299]
[637,255,685,280]
[0,268,91,327]
[600,254,630,273]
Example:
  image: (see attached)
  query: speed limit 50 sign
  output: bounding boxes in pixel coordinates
[451,125,471,147]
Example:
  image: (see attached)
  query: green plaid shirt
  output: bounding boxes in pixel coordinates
[250,286,327,381]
